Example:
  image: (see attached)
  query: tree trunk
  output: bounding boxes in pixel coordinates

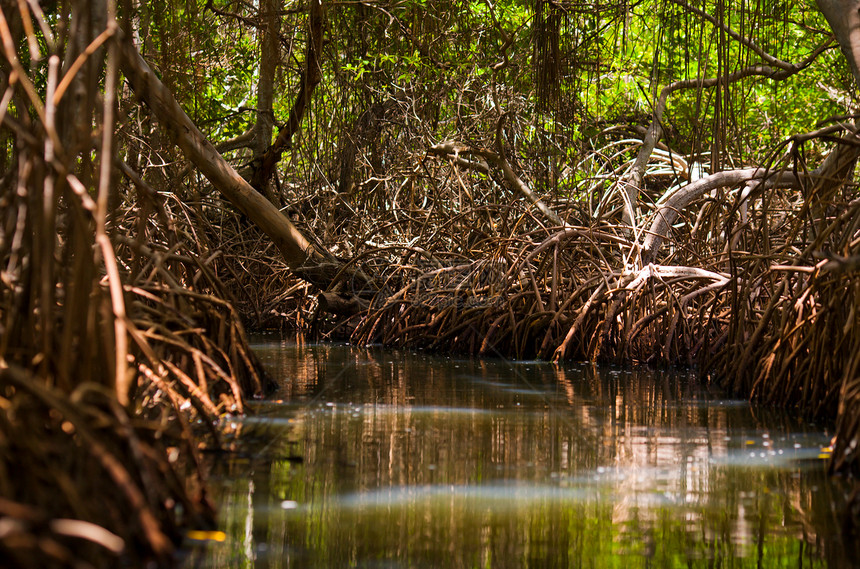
[253,0,280,206]
[817,0,860,87]
[249,0,325,192]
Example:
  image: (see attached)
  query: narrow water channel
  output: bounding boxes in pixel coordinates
[182,339,857,568]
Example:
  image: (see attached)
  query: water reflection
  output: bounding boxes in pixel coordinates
[183,340,857,568]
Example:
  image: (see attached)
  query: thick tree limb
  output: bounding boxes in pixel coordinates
[641,168,772,263]
[641,138,860,263]
[251,0,280,205]
[817,0,860,87]
[254,0,278,156]
[119,38,314,267]
[214,128,255,154]
[118,30,376,299]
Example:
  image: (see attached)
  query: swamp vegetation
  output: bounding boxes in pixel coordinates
[0,0,860,566]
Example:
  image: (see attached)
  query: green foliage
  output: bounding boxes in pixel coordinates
[115,0,856,204]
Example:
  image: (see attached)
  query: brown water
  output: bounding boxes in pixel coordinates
[181,339,858,568]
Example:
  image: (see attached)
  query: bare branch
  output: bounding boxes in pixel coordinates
[429,140,566,227]
[624,63,818,228]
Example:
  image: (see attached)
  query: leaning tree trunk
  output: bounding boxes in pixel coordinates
[118,34,373,299]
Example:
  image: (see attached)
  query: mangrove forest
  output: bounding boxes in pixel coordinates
[1,0,860,566]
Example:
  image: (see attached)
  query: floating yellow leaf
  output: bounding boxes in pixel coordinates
[186,530,227,542]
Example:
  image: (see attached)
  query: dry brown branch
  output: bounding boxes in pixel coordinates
[429,139,566,227]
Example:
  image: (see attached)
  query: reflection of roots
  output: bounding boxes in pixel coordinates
[339,188,860,482]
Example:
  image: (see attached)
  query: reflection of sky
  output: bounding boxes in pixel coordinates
[186,341,847,569]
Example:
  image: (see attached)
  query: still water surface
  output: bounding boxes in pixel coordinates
[183,339,857,568]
